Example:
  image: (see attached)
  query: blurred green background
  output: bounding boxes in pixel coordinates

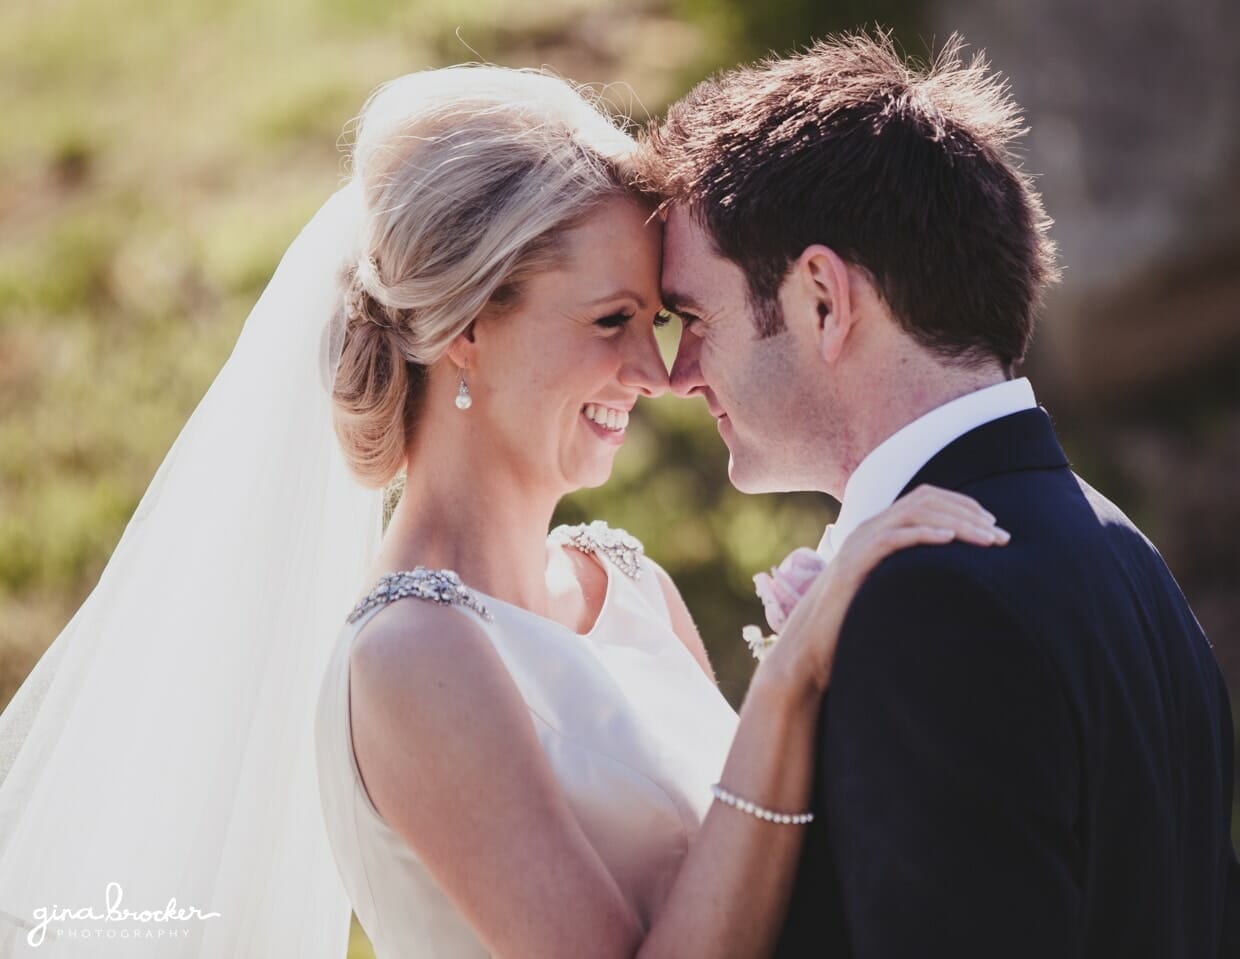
[2,0,1236,955]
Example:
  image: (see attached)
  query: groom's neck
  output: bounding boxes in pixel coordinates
[831,351,1009,494]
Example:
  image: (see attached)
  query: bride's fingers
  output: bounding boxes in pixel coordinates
[836,520,1004,595]
[871,524,967,555]
[784,487,1009,634]
[905,501,996,531]
[905,484,994,516]
[840,520,1006,585]
[897,486,996,525]
[884,490,1003,542]
[899,509,1008,546]
[859,503,1005,547]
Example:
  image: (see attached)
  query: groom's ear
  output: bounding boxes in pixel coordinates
[794,245,855,365]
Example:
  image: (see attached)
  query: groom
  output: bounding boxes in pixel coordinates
[639,33,1240,957]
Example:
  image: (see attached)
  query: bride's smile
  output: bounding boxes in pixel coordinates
[452,192,669,494]
[581,403,632,440]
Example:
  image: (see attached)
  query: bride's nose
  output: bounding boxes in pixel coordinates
[618,328,671,398]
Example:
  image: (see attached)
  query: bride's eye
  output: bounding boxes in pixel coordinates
[594,311,635,330]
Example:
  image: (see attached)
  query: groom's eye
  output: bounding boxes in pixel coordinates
[654,309,674,329]
[672,309,702,331]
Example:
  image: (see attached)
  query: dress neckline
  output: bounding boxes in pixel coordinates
[349,522,640,639]
[464,541,616,640]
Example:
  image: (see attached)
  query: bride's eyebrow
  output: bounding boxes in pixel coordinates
[584,289,649,310]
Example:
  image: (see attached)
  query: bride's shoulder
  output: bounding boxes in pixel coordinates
[348,572,498,703]
[548,520,645,580]
[345,568,497,675]
[344,573,562,854]
[346,567,494,627]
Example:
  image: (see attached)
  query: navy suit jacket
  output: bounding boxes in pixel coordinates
[776,408,1240,957]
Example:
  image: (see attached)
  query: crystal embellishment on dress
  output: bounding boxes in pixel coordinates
[549,520,644,580]
[346,568,493,624]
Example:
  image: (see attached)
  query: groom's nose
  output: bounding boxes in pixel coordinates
[669,331,705,398]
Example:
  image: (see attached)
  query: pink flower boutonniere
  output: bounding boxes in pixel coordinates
[744,547,828,660]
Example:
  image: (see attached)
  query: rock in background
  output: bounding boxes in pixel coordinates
[931,0,1240,687]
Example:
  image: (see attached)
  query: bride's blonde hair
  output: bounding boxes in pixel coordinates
[333,66,643,488]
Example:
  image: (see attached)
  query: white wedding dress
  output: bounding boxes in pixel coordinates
[314,522,740,958]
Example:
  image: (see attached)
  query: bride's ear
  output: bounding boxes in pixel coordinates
[444,320,478,370]
[794,245,855,365]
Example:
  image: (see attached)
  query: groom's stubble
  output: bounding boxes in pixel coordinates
[664,206,853,496]
[729,324,849,496]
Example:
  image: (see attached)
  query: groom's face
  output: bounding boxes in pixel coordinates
[662,206,819,493]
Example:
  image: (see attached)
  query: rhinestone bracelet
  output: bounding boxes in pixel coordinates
[710,782,814,826]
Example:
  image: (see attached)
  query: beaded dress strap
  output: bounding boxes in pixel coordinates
[346,568,493,625]
[548,521,644,581]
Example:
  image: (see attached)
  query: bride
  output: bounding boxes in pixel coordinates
[0,65,1004,957]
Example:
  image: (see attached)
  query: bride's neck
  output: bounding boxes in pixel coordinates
[372,454,560,617]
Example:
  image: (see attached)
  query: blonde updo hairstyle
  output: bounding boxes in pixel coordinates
[332,66,642,488]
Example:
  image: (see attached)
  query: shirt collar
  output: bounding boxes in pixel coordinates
[818,377,1037,557]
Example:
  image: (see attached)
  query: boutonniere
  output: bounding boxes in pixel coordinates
[743,547,827,660]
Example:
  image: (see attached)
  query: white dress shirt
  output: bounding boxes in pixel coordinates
[818,377,1037,559]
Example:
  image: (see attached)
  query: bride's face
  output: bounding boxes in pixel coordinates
[467,196,669,493]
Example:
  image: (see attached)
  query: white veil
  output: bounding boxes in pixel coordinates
[0,180,383,956]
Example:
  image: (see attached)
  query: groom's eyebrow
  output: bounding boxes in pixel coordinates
[661,290,704,314]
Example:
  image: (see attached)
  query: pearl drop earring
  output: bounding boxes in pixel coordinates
[455,372,472,411]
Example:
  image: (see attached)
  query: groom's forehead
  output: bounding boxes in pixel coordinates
[661,206,714,277]
[660,205,742,304]
[663,204,703,249]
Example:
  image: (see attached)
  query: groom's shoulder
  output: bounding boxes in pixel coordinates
[964,458,1147,541]
[1067,470,1154,541]
[838,464,1195,668]
[846,543,1021,629]
[944,460,1171,590]
[829,547,1070,717]
[830,542,1035,680]
[837,529,1068,661]
[851,468,1158,619]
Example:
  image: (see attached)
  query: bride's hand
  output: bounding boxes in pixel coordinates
[758,485,1008,696]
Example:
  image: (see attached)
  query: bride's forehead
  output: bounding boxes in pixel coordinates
[558,212,661,278]
[566,195,662,244]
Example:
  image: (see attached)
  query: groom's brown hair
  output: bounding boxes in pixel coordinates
[637,32,1059,368]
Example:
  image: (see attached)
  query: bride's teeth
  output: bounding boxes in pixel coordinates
[582,404,628,431]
